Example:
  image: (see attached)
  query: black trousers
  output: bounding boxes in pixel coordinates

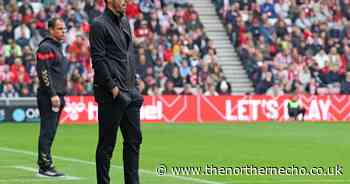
[288,107,306,120]
[37,93,65,169]
[96,89,143,184]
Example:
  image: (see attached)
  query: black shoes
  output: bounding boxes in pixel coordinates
[38,167,64,177]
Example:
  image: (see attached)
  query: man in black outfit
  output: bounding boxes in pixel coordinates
[36,17,67,177]
[287,95,306,121]
[89,0,144,183]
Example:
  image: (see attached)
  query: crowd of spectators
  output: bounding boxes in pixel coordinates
[213,0,350,95]
[0,0,231,97]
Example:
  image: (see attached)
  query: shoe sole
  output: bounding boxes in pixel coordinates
[37,173,64,177]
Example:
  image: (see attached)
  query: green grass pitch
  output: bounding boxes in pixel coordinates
[0,122,349,184]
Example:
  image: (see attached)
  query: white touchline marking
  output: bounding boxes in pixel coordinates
[3,147,348,184]
[0,178,73,183]
[0,147,223,184]
[14,166,82,180]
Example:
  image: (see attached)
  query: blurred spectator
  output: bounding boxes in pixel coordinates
[2,24,14,44]
[140,0,154,14]
[19,0,34,16]
[186,67,199,86]
[1,82,19,97]
[256,71,274,94]
[0,0,225,96]
[4,40,22,60]
[84,0,102,23]
[266,82,285,96]
[216,75,232,95]
[214,0,350,94]
[180,84,194,95]
[144,66,157,87]
[162,80,177,95]
[204,83,219,96]
[14,23,31,41]
[169,67,184,87]
[341,72,350,94]
[138,79,148,95]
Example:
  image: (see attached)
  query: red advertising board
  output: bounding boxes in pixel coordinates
[60,95,350,124]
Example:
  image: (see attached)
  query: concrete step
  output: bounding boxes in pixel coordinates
[218,52,236,56]
[198,12,217,16]
[202,22,221,26]
[213,43,232,46]
[220,61,243,65]
[194,5,216,9]
[204,27,225,31]
[219,55,238,60]
[231,88,255,94]
[190,0,254,93]
[219,65,244,70]
[194,7,216,11]
[192,2,213,7]
[230,83,252,87]
[228,78,251,83]
[204,26,226,30]
[197,12,217,16]
[205,26,225,30]
[223,67,245,72]
[219,47,237,51]
[214,46,233,50]
[202,22,223,29]
[213,41,231,45]
[218,55,237,59]
[220,60,241,64]
[222,64,243,67]
[225,71,246,75]
[191,1,211,3]
[219,62,242,66]
[231,85,254,89]
[200,18,220,23]
[224,71,246,75]
[220,62,243,66]
[220,63,242,67]
[219,55,238,59]
[219,54,238,58]
[220,61,241,64]
[206,32,227,37]
[220,58,240,61]
[219,54,239,59]
[209,36,230,41]
[213,39,231,43]
[218,52,236,57]
[220,56,239,60]
[214,42,231,46]
[225,73,248,77]
[208,35,228,40]
[219,58,241,63]
[199,14,219,18]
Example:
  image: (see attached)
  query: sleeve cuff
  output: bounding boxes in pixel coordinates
[48,89,57,98]
[107,80,117,91]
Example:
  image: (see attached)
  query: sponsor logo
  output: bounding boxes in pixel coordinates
[0,109,5,122]
[63,102,86,121]
[12,108,26,122]
[25,108,40,121]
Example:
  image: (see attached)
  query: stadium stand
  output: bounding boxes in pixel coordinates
[212,0,350,95]
[0,0,230,97]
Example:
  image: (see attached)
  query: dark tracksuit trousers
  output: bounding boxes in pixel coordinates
[37,92,65,169]
[96,89,143,184]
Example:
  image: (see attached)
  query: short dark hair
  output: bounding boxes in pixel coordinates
[104,0,108,6]
[48,17,63,30]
